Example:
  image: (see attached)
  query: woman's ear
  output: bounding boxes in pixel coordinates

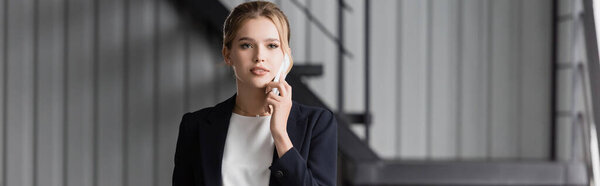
[222,47,232,66]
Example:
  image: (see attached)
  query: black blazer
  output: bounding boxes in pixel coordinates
[172,94,338,186]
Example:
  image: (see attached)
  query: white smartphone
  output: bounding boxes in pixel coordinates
[272,54,290,96]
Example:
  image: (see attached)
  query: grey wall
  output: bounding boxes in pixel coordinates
[0,0,576,185]
[1,0,228,185]
[368,0,553,160]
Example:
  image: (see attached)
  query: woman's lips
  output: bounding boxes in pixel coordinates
[250,67,270,76]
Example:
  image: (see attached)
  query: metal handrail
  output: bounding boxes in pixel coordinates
[288,0,353,59]
[579,0,600,185]
[286,0,373,144]
[570,62,599,186]
[567,1,599,185]
[580,63,600,186]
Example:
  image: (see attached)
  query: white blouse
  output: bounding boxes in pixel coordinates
[221,113,275,186]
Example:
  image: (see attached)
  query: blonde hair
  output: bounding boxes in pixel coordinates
[222,1,293,73]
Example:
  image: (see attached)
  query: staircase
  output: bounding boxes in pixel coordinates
[288,70,587,186]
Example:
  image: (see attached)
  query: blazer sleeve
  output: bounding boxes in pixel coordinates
[269,109,338,186]
[173,113,201,186]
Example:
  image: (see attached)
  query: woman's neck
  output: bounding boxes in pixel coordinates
[234,81,270,117]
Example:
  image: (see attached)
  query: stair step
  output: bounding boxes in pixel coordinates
[348,160,587,186]
[290,64,323,77]
[337,112,371,124]
[287,73,379,162]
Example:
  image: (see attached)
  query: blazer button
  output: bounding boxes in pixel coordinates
[274,170,284,178]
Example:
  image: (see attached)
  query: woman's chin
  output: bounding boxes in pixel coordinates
[247,78,271,89]
[255,81,271,89]
[237,75,273,89]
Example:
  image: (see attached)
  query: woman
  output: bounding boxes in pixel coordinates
[172,1,338,186]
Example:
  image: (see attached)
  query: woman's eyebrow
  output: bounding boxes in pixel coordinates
[265,38,280,42]
[238,37,279,43]
[238,37,255,42]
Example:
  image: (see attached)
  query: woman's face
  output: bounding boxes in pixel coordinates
[226,17,285,89]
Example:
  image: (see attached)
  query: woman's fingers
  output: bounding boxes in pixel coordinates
[263,103,273,114]
[267,91,282,102]
[284,81,291,96]
[266,95,277,105]
[265,81,288,97]
[265,80,292,114]
[265,95,282,114]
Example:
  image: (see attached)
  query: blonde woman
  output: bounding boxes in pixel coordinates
[173,1,338,186]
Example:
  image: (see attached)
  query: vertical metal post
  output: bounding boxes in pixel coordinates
[337,0,344,114]
[364,0,371,144]
[550,0,558,161]
[305,0,311,64]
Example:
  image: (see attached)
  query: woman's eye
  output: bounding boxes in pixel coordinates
[267,44,279,49]
[240,43,252,49]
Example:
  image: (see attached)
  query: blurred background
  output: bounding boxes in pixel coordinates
[2,0,600,185]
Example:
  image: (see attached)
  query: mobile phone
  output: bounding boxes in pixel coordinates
[272,54,290,96]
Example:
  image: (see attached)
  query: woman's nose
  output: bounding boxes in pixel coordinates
[254,47,266,63]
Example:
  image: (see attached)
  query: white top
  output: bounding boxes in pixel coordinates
[221,113,275,186]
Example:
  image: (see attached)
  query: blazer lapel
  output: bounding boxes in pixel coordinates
[282,102,301,149]
[200,94,236,186]
[269,102,304,186]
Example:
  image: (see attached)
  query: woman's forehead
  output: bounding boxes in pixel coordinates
[235,17,281,42]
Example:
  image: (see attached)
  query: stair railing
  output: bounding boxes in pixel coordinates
[287,0,373,144]
[575,0,600,185]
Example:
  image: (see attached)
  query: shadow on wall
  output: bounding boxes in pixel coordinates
[165,0,229,38]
